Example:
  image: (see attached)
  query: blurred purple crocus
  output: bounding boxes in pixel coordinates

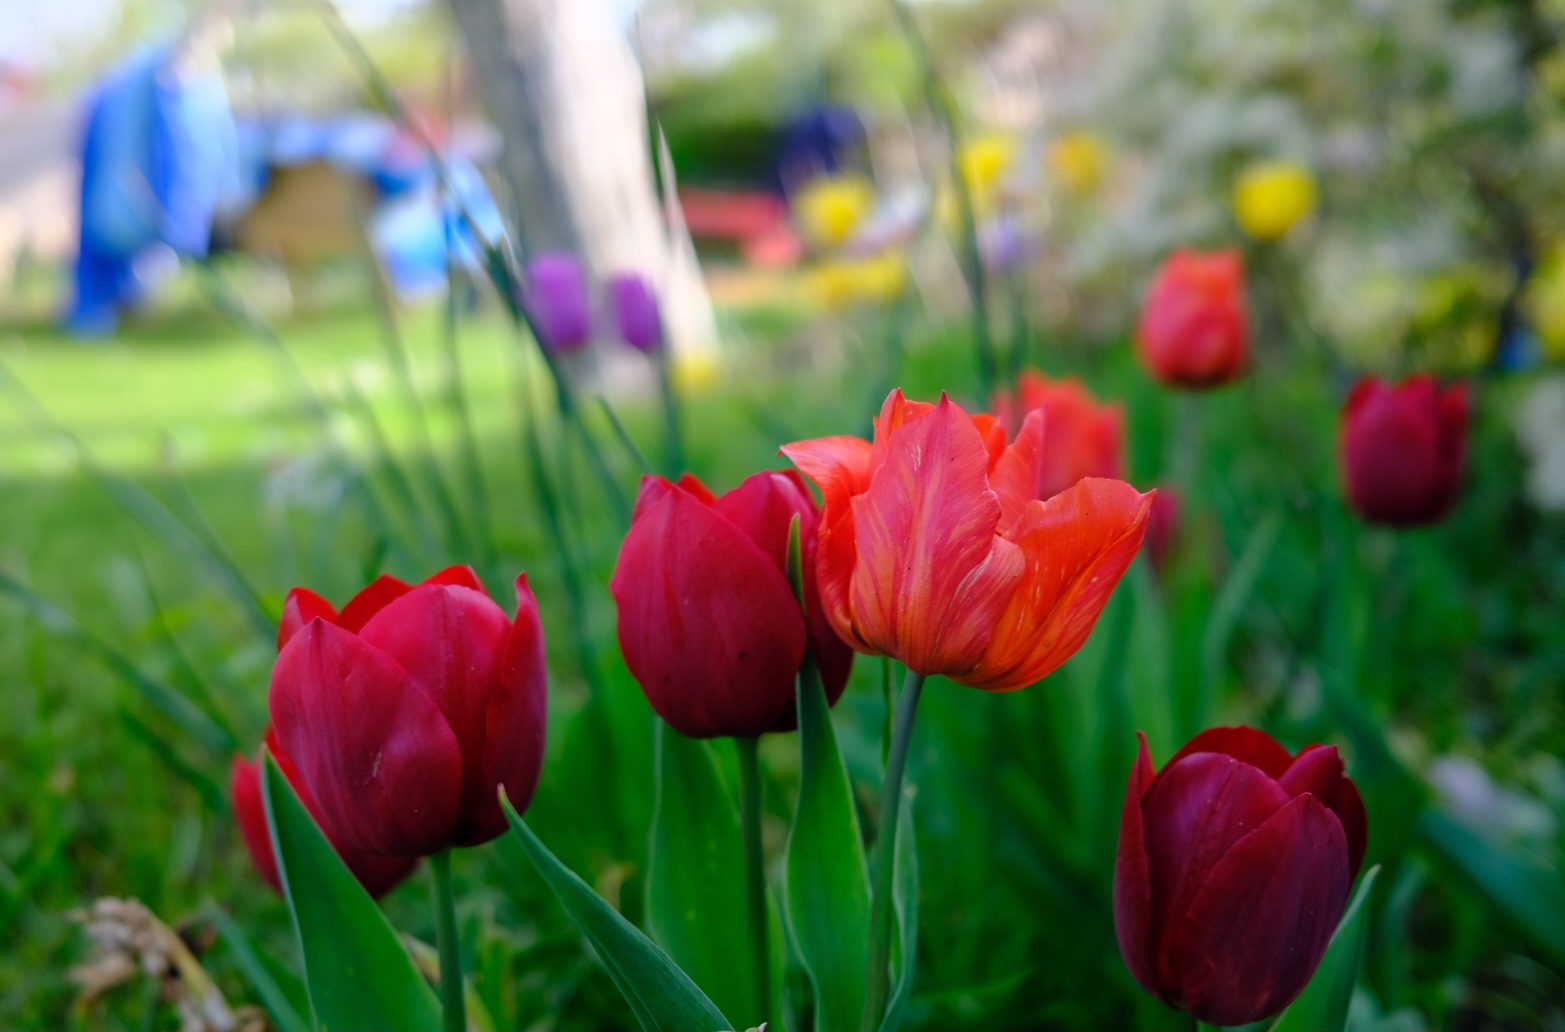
[607,272,663,354]
[979,216,1031,275]
[525,253,592,352]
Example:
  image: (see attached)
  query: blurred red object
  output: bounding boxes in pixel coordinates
[1340,376,1469,527]
[679,187,797,266]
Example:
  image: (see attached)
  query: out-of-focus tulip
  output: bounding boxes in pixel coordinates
[794,174,875,250]
[606,272,662,354]
[958,133,1019,216]
[231,729,418,898]
[1048,132,1105,194]
[978,216,1032,275]
[807,253,908,309]
[991,371,1124,501]
[1233,160,1317,241]
[611,471,853,738]
[269,566,547,857]
[783,391,1153,692]
[1340,375,1469,527]
[1136,249,1249,389]
[525,253,592,352]
[1144,485,1182,573]
[1115,727,1367,1027]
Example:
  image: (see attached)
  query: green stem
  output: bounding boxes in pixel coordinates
[430,850,466,1032]
[861,668,926,1031]
[656,348,686,477]
[735,736,772,1023]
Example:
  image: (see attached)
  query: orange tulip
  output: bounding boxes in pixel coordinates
[782,390,1154,691]
[992,371,1126,501]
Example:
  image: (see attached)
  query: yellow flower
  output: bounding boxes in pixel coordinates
[958,134,1019,217]
[1232,160,1318,241]
[1048,132,1105,194]
[1526,248,1565,361]
[794,175,876,250]
[670,349,721,393]
[808,253,908,309]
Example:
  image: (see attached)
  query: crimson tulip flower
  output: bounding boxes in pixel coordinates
[1136,249,1248,389]
[1340,375,1469,527]
[230,728,418,898]
[782,390,1154,692]
[269,566,547,857]
[1115,727,1368,1027]
[611,470,854,738]
[991,371,1126,502]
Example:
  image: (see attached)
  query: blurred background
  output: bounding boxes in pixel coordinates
[3,0,1565,1029]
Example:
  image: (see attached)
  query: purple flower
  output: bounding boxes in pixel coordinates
[607,272,663,353]
[525,253,592,352]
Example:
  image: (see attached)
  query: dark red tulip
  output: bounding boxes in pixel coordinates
[1144,485,1181,573]
[1340,375,1469,527]
[610,471,854,738]
[269,566,547,857]
[231,728,418,898]
[991,371,1125,502]
[1136,249,1248,389]
[1115,727,1368,1027]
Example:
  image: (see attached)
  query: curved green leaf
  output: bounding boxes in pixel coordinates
[501,790,732,1032]
[260,754,441,1032]
[1270,865,1380,1032]
[784,651,872,1032]
[646,724,767,1027]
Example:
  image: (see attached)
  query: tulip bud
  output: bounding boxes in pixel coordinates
[230,729,418,898]
[606,272,663,354]
[990,371,1125,501]
[525,253,592,352]
[783,390,1153,692]
[1233,160,1318,242]
[611,471,854,738]
[1136,249,1249,389]
[1340,375,1469,527]
[1115,727,1367,1027]
[269,566,547,857]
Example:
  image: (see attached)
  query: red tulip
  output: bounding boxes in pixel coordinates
[1144,485,1181,573]
[1136,249,1248,388]
[610,471,854,738]
[1340,375,1469,527]
[269,566,547,857]
[1115,727,1368,1027]
[230,728,418,898]
[991,371,1125,501]
[782,390,1154,692]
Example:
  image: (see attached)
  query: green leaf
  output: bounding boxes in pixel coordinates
[1270,865,1380,1032]
[1199,509,1282,726]
[206,903,311,1032]
[260,755,441,1032]
[501,791,732,1032]
[1419,808,1565,966]
[784,651,872,1032]
[646,724,766,1027]
[880,788,920,1032]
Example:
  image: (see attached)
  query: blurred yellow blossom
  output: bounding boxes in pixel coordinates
[807,253,908,309]
[1233,160,1318,241]
[670,349,721,393]
[1048,132,1105,194]
[793,175,876,250]
[958,133,1019,216]
[1527,247,1565,361]
[1409,267,1503,371]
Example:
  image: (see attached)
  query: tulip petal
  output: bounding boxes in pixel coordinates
[469,575,549,845]
[962,478,1153,691]
[1167,726,1294,780]
[358,583,515,844]
[868,389,936,472]
[781,434,876,653]
[279,588,337,651]
[1171,794,1352,1026]
[270,619,462,856]
[1140,752,1291,989]
[1113,732,1161,999]
[335,574,414,633]
[989,410,1046,532]
[1335,776,1368,880]
[1279,745,1344,811]
[847,397,1024,675]
[610,483,807,737]
[422,565,488,593]
[675,473,719,506]
[231,755,280,893]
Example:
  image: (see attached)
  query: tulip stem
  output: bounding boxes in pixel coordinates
[430,850,466,1032]
[861,668,926,1031]
[735,735,772,1024]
